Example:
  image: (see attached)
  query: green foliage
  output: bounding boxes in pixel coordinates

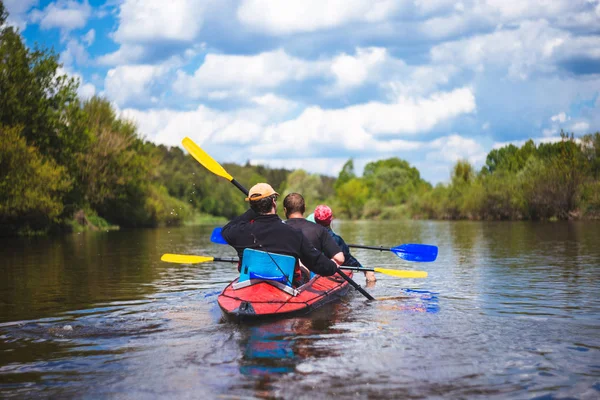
[334,159,356,191]
[335,178,369,219]
[0,2,6,26]
[143,185,192,227]
[410,134,597,221]
[284,169,323,205]
[0,25,87,162]
[0,125,71,235]
[363,157,429,207]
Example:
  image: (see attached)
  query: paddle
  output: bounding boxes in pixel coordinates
[161,253,427,278]
[211,226,436,262]
[182,137,249,196]
[348,244,438,262]
[338,266,427,279]
[181,136,374,300]
[161,254,237,264]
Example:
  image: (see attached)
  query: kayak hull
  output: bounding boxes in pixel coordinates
[218,271,353,321]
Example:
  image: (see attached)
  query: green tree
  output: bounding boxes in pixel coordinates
[0,125,71,235]
[334,159,356,190]
[336,178,370,219]
[284,169,323,202]
[0,23,87,163]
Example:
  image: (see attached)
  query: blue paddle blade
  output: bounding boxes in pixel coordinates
[391,244,438,262]
[210,227,228,245]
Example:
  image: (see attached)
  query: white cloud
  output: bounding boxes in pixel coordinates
[571,121,590,133]
[113,0,206,43]
[329,47,391,90]
[78,82,96,99]
[122,105,261,148]
[250,94,298,116]
[419,14,470,39]
[120,87,476,172]
[98,0,208,65]
[61,39,89,66]
[82,29,95,46]
[105,65,168,107]
[426,134,487,164]
[237,0,401,34]
[173,47,450,101]
[430,19,600,79]
[384,64,459,97]
[3,0,38,30]
[551,112,568,123]
[30,0,91,36]
[484,0,577,20]
[246,87,476,158]
[173,49,327,98]
[97,44,146,65]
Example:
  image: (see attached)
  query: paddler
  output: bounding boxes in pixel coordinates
[313,204,377,283]
[283,193,345,266]
[221,183,338,286]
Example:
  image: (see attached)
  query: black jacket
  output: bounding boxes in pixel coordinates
[285,218,341,258]
[221,209,338,277]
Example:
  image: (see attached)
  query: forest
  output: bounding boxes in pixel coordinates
[1,3,599,236]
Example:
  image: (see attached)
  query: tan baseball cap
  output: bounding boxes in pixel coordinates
[245,183,279,202]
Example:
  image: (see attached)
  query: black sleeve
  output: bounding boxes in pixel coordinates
[298,235,337,276]
[320,228,342,258]
[333,232,363,268]
[222,208,257,246]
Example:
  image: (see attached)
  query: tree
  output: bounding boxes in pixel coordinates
[336,178,370,219]
[284,169,323,208]
[334,159,356,190]
[0,24,86,162]
[0,125,71,235]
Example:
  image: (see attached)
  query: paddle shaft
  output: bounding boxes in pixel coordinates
[231,179,249,196]
[214,257,238,263]
[335,268,375,300]
[348,244,391,251]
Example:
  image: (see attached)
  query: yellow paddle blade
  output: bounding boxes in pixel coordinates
[182,137,233,181]
[373,268,428,278]
[161,254,215,264]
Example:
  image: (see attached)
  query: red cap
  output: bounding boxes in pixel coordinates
[314,205,333,225]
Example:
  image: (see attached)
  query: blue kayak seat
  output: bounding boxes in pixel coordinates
[238,248,296,288]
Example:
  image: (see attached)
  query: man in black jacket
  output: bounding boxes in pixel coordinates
[221,183,338,286]
[284,193,344,266]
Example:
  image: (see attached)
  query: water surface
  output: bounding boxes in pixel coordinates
[1,221,599,399]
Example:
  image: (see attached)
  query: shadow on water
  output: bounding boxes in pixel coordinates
[231,303,350,397]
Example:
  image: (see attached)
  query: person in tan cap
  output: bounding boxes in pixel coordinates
[221,183,338,286]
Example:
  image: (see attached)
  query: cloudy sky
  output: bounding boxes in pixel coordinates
[6,0,600,184]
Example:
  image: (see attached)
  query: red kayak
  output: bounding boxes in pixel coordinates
[217,271,353,321]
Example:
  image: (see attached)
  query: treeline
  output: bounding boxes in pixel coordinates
[411,133,600,220]
[320,132,600,221]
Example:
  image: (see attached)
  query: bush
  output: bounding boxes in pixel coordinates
[0,125,71,235]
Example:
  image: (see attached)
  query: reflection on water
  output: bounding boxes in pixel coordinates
[1,221,599,399]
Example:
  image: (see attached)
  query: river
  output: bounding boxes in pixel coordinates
[1,221,599,399]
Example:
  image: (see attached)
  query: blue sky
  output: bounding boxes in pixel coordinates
[6,0,600,184]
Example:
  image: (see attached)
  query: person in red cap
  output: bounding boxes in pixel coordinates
[283,193,345,266]
[221,183,338,286]
[313,205,376,282]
